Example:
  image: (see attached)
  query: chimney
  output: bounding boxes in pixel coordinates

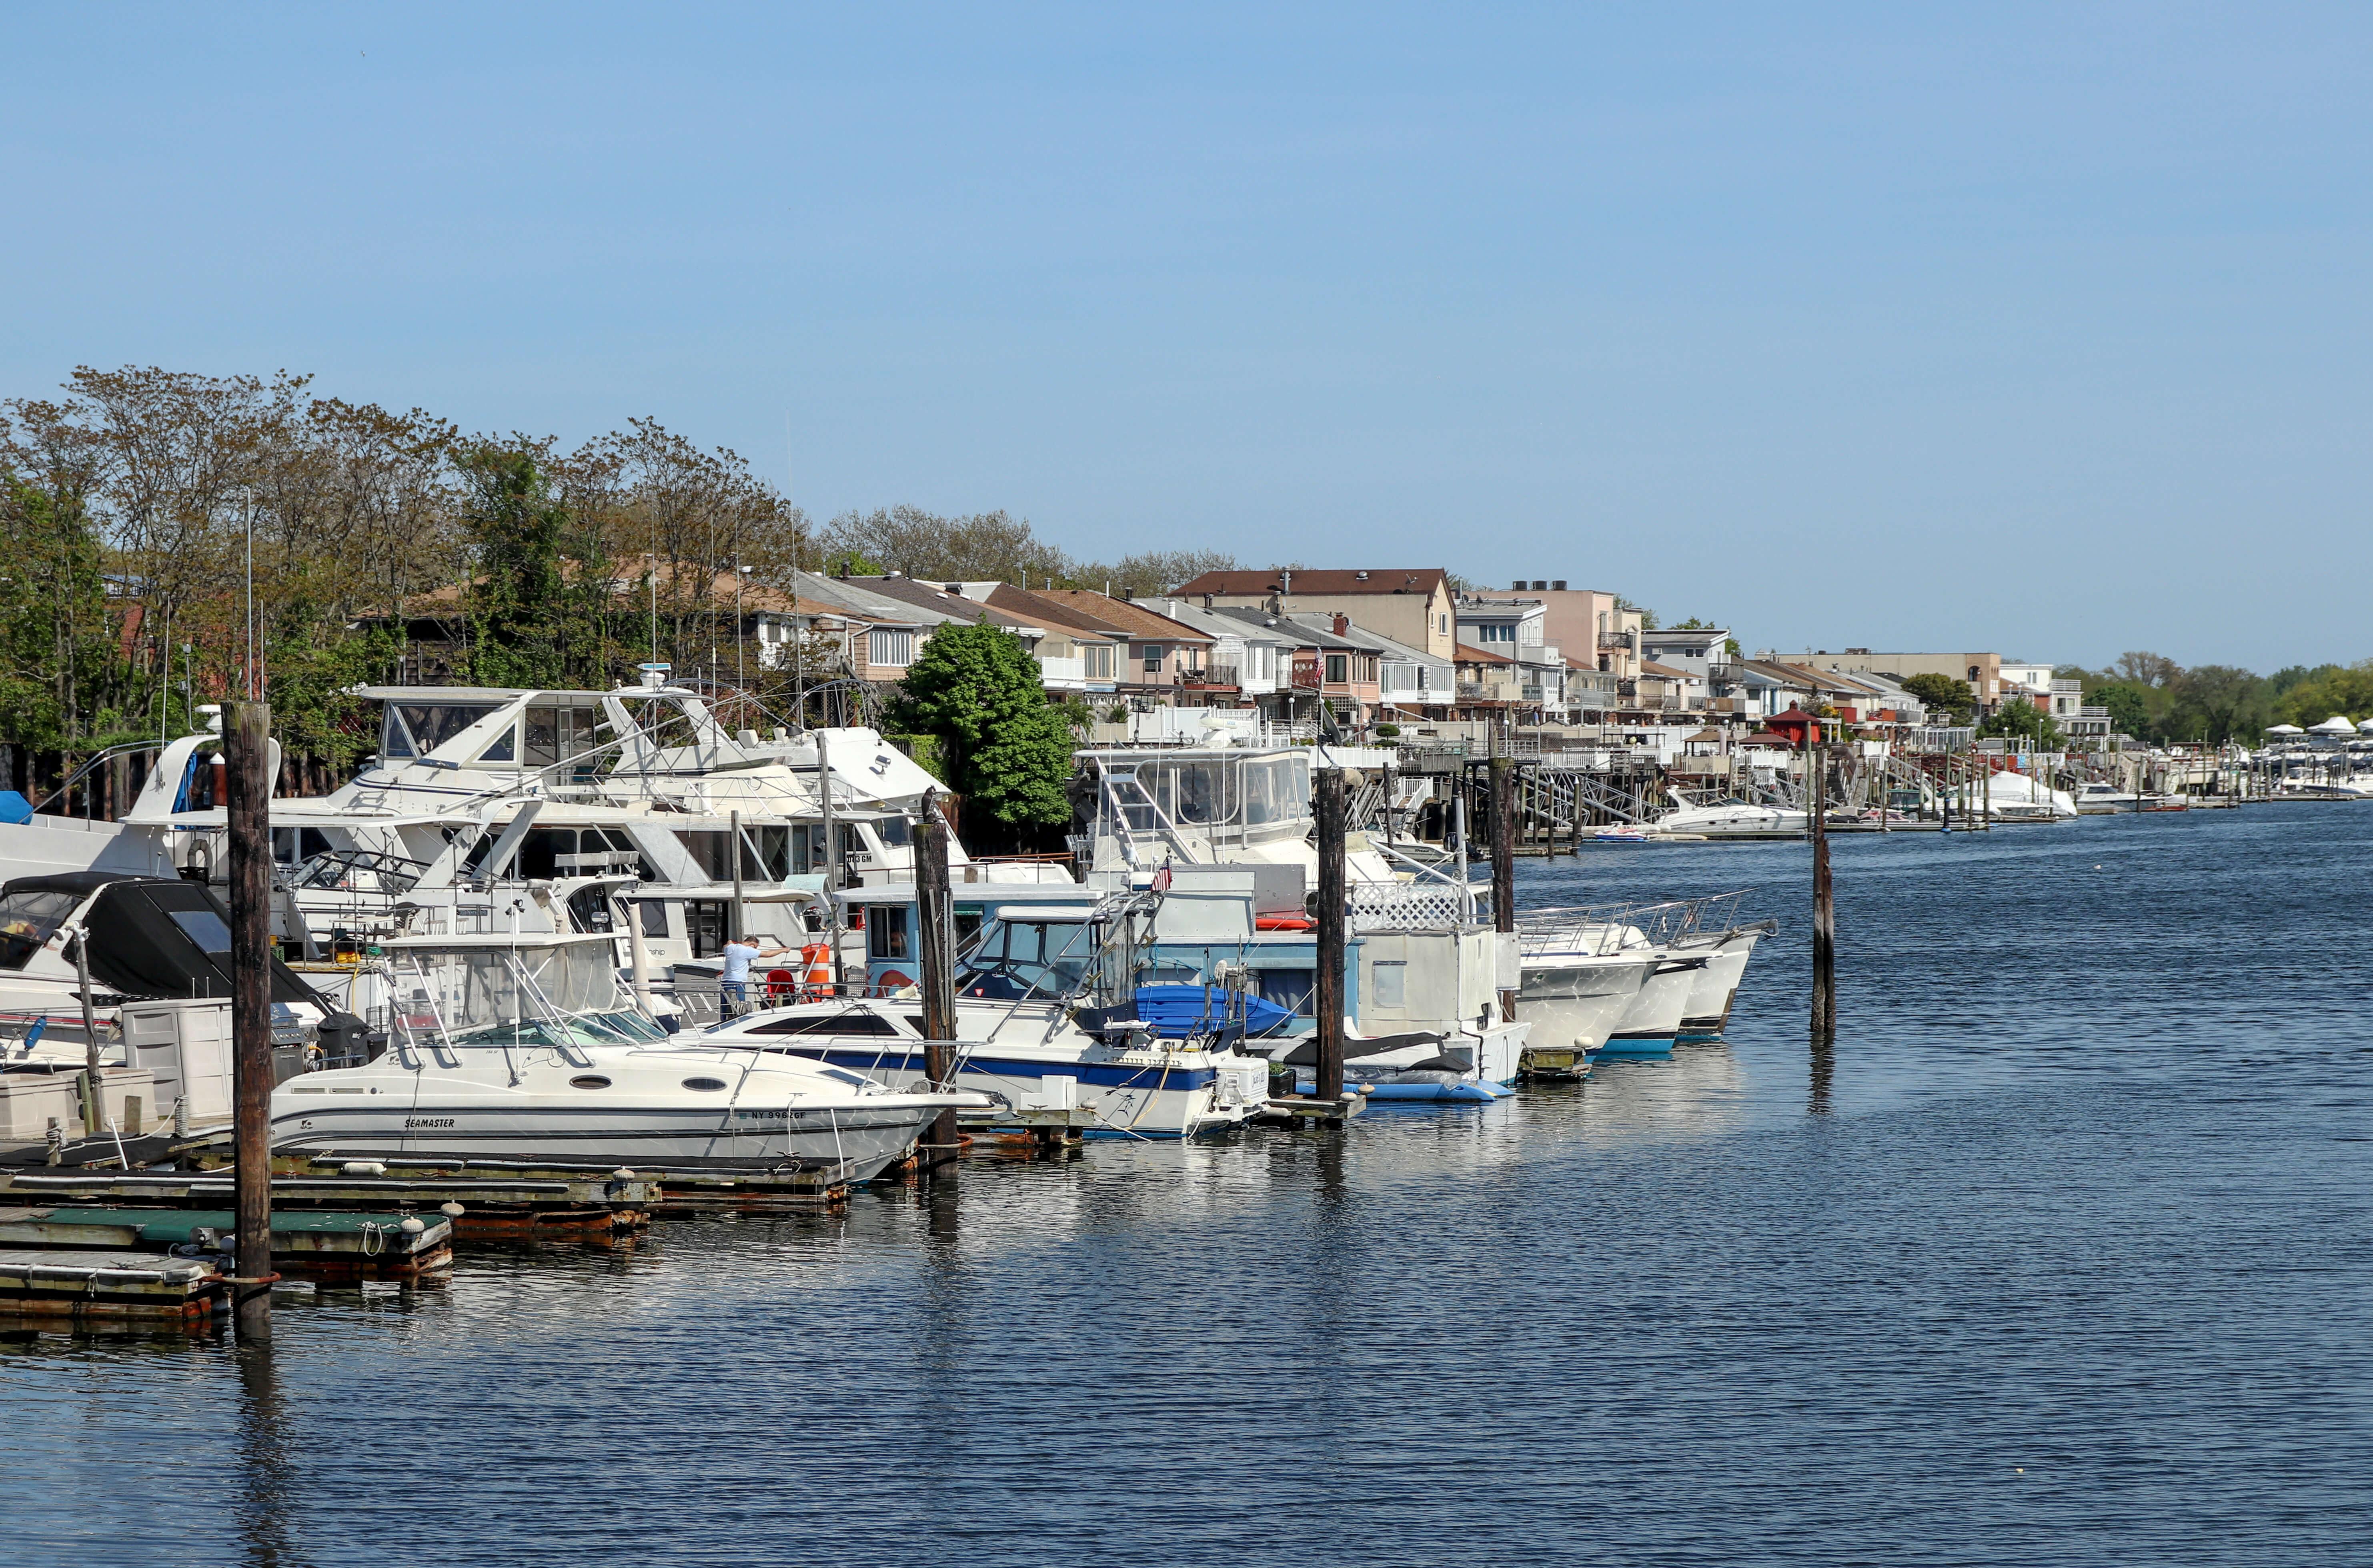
[1202,593,1214,609]
[1332,613,1349,636]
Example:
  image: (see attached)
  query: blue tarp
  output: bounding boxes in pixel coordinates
[0,791,30,825]
[1133,984,1292,1039]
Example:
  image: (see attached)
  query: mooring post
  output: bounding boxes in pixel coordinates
[1488,754,1517,1022]
[914,788,959,1172]
[1314,766,1348,1103]
[1810,738,1835,1041]
[227,700,275,1342]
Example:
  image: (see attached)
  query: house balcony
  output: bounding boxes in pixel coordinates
[1178,664,1240,690]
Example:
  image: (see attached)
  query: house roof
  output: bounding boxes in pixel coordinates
[1640,659,1697,678]
[1032,590,1214,644]
[1141,597,1294,645]
[985,584,1131,641]
[1454,643,1515,666]
[1209,605,1359,650]
[838,575,1044,635]
[1173,568,1449,599]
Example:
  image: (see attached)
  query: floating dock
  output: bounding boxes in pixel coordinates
[0,1248,222,1324]
[0,1205,452,1281]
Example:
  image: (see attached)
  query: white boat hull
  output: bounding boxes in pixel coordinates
[1514,955,1656,1054]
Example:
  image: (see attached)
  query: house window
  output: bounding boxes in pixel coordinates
[1083,643,1114,680]
[1476,624,1516,643]
[1141,643,1166,673]
[1325,653,1348,683]
[1438,614,1448,635]
[871,629,915,668]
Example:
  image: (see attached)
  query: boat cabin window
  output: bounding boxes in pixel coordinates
[524,704,607,768]
[385,703,501,759]
[169,909,232,954]
[745,1010,901,1037]
[867,908,911,961]
[565,887,616,933]
[271,827,335,865]
[956,917,1095,1000]
[476,725,517,763]
[1258,968,1316,1018]
[0,888,78,970]
[686,900,729,958]
[874,816,911,849]
[678,826,792,883]
[630,900,671,939]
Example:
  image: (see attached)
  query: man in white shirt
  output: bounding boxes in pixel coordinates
[718,933,785,1018]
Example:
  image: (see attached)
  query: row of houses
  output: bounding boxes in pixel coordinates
[473,559,2088,742]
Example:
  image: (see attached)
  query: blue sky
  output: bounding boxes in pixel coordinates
[6,4,2369,671]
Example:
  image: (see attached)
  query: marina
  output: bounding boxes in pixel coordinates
[6,805,2368,1564]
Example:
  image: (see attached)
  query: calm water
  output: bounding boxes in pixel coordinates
[8,808,2372,1567]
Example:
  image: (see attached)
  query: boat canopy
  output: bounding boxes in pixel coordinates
[2264,724,2305,735]
[0,871,322,1005]
[2309,715,2357,735]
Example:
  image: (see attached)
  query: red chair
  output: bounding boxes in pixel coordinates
[763,967,799,1005]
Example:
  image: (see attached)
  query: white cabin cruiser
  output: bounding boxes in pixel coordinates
[272,933,983,1178]
[704,890,1271,1138]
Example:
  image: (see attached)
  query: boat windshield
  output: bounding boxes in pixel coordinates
[384,945,625,1041]
[956,917,1096,1001]
[0,888,79,971]
[384,703,503,759]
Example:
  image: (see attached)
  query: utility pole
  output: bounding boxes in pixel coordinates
[1313,766,1347,1103]
[914,789,959,1172]
[226,701,276,1341]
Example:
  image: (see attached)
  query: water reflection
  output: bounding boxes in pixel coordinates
[234,1345,294,1568]
[1809,1038,1834,1115]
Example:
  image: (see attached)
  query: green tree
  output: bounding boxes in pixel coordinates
[1977,701,2066,748]
[886,621,1076,841]
[2165,665,2268,744]
[458,447,569,688]
[2091,681,2154,739]
[1898,671,1975,724]
[2275,659,2373,727]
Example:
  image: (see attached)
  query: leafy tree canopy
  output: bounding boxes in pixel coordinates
[1977,700,2065,748]
[886,621,1078,833]
[1898,671,1975,723]
[2274,659,2373,728]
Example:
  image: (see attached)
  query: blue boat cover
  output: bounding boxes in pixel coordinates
[1133,984,1292,1039]
[0,791,29,825]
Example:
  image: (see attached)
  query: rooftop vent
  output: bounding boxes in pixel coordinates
[1510,579,1524,590]
[1531,580,1547,591]
[1551,580,1567,591]
[1354,570,1370,581]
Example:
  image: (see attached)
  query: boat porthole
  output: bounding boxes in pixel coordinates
[570,1075,613,1090]
[682,1077,728,1092]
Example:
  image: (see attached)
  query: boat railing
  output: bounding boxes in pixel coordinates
[1349,882,1476,933]
[1516,899,1695,956]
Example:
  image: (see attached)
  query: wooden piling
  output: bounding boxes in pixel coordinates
[913,789,959,1173]
[226,701,275,1341]
[1313,766,1348,1103]
[1488,755,1517,1022]
[1810,740,1835,1041]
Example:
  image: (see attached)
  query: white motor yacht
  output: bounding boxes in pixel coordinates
[272,933,983,1178]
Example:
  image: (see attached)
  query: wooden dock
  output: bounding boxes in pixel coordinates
[0,1248,224,1325]
[0,1205,453,1281]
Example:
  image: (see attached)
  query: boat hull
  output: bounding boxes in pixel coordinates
[717,1040,1262,1140]
[1599,957,1700,1056]
[268,1098,936,1180]
[1514,955,1655,1056]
